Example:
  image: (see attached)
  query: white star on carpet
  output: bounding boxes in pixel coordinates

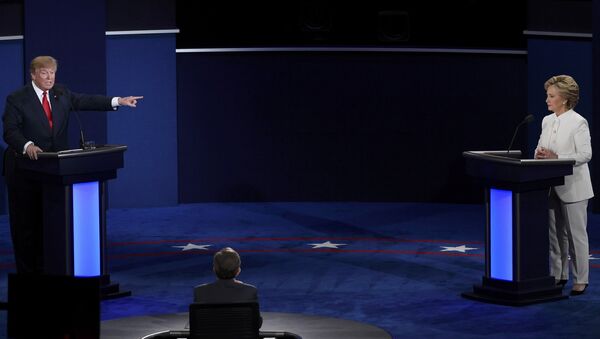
[172,243,212,251]
[308,241,347,249]
[440,245,478,253]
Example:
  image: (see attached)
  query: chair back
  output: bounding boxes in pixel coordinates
[189,302,260,339]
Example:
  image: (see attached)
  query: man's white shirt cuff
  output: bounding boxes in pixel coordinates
[23,141,33,154]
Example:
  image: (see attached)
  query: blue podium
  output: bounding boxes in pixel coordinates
[462,150,574,305]
[15,144,130,299]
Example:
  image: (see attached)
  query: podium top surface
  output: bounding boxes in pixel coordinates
[463,150,575,188]
[16,144,127,181]
[463,150,575,167]
[37,144,127,159]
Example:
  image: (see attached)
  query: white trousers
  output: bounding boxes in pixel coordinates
[548,189,589,284]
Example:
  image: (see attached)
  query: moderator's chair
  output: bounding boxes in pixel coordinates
[142,303,301,339]
[189,302,261,339]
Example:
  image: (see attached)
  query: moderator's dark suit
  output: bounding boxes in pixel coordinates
[194,279,262,328]
[2,82,114,273]
[194,279,259,304]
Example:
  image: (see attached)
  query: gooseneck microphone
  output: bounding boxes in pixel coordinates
[507,114,535,154]
[54,88,87,150]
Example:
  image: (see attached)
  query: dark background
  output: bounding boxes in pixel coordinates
[0,0,595,207]
[176,51,526,203]
[528,0,593,33]
[176,1,527,49]
[172,0,592,205]
[175,1,532,204]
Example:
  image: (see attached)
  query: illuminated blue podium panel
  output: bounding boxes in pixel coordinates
[462,150,574,306]
[16,145,130,299]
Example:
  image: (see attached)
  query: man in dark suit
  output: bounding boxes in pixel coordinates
[2,55,142,274]
[194,247,259,304]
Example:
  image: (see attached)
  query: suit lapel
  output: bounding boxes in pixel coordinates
[49,88,66,136]
[26,84,53,132]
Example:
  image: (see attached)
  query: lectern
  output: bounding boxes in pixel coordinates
[462,150,575,305]
[15,144,130,299]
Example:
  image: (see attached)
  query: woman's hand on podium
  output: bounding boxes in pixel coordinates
[535,147,558,159]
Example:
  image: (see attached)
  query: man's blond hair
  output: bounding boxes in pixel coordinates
[30,56,58,73]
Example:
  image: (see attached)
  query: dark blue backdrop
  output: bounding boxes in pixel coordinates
[107,34,178,208]
[0,40,23,214]
[24,0,108,148]
[177,51,527,203]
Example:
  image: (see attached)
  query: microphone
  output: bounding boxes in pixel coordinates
[507,114,534,154]
[54,88,88,150]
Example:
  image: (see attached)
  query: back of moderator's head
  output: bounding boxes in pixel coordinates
[213,247,241,279]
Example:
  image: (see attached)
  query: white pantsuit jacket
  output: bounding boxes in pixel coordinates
[536,109,594,202]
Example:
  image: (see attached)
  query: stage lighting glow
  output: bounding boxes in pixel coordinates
[73,181,100,277]
[490,188,513,281]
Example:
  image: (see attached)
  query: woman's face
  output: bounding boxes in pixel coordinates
[546,85,566,114]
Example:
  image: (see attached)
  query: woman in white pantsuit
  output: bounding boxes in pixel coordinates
[535,75,593,296]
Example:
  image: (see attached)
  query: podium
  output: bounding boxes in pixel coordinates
[15,144,130,299]
[462,150,575,305]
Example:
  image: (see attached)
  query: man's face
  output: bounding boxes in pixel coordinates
[31,67,56,91]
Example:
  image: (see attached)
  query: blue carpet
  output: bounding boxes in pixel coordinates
[1,202,600,338]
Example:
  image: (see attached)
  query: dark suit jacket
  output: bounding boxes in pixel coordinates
[3,82,114,155]
[194,279,258,304]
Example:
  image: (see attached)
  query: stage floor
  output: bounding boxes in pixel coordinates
[101,311,391,339]
[2,202,600,338]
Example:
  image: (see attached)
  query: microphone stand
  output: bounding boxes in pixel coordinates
[55,88,91,150]
[72,108,89,150]
[507,121,526,154]
[507,115,534,154]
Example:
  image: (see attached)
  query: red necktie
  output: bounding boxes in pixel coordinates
[42,91,53,128]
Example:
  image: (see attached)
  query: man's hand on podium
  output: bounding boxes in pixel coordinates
[26,144,43,160]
